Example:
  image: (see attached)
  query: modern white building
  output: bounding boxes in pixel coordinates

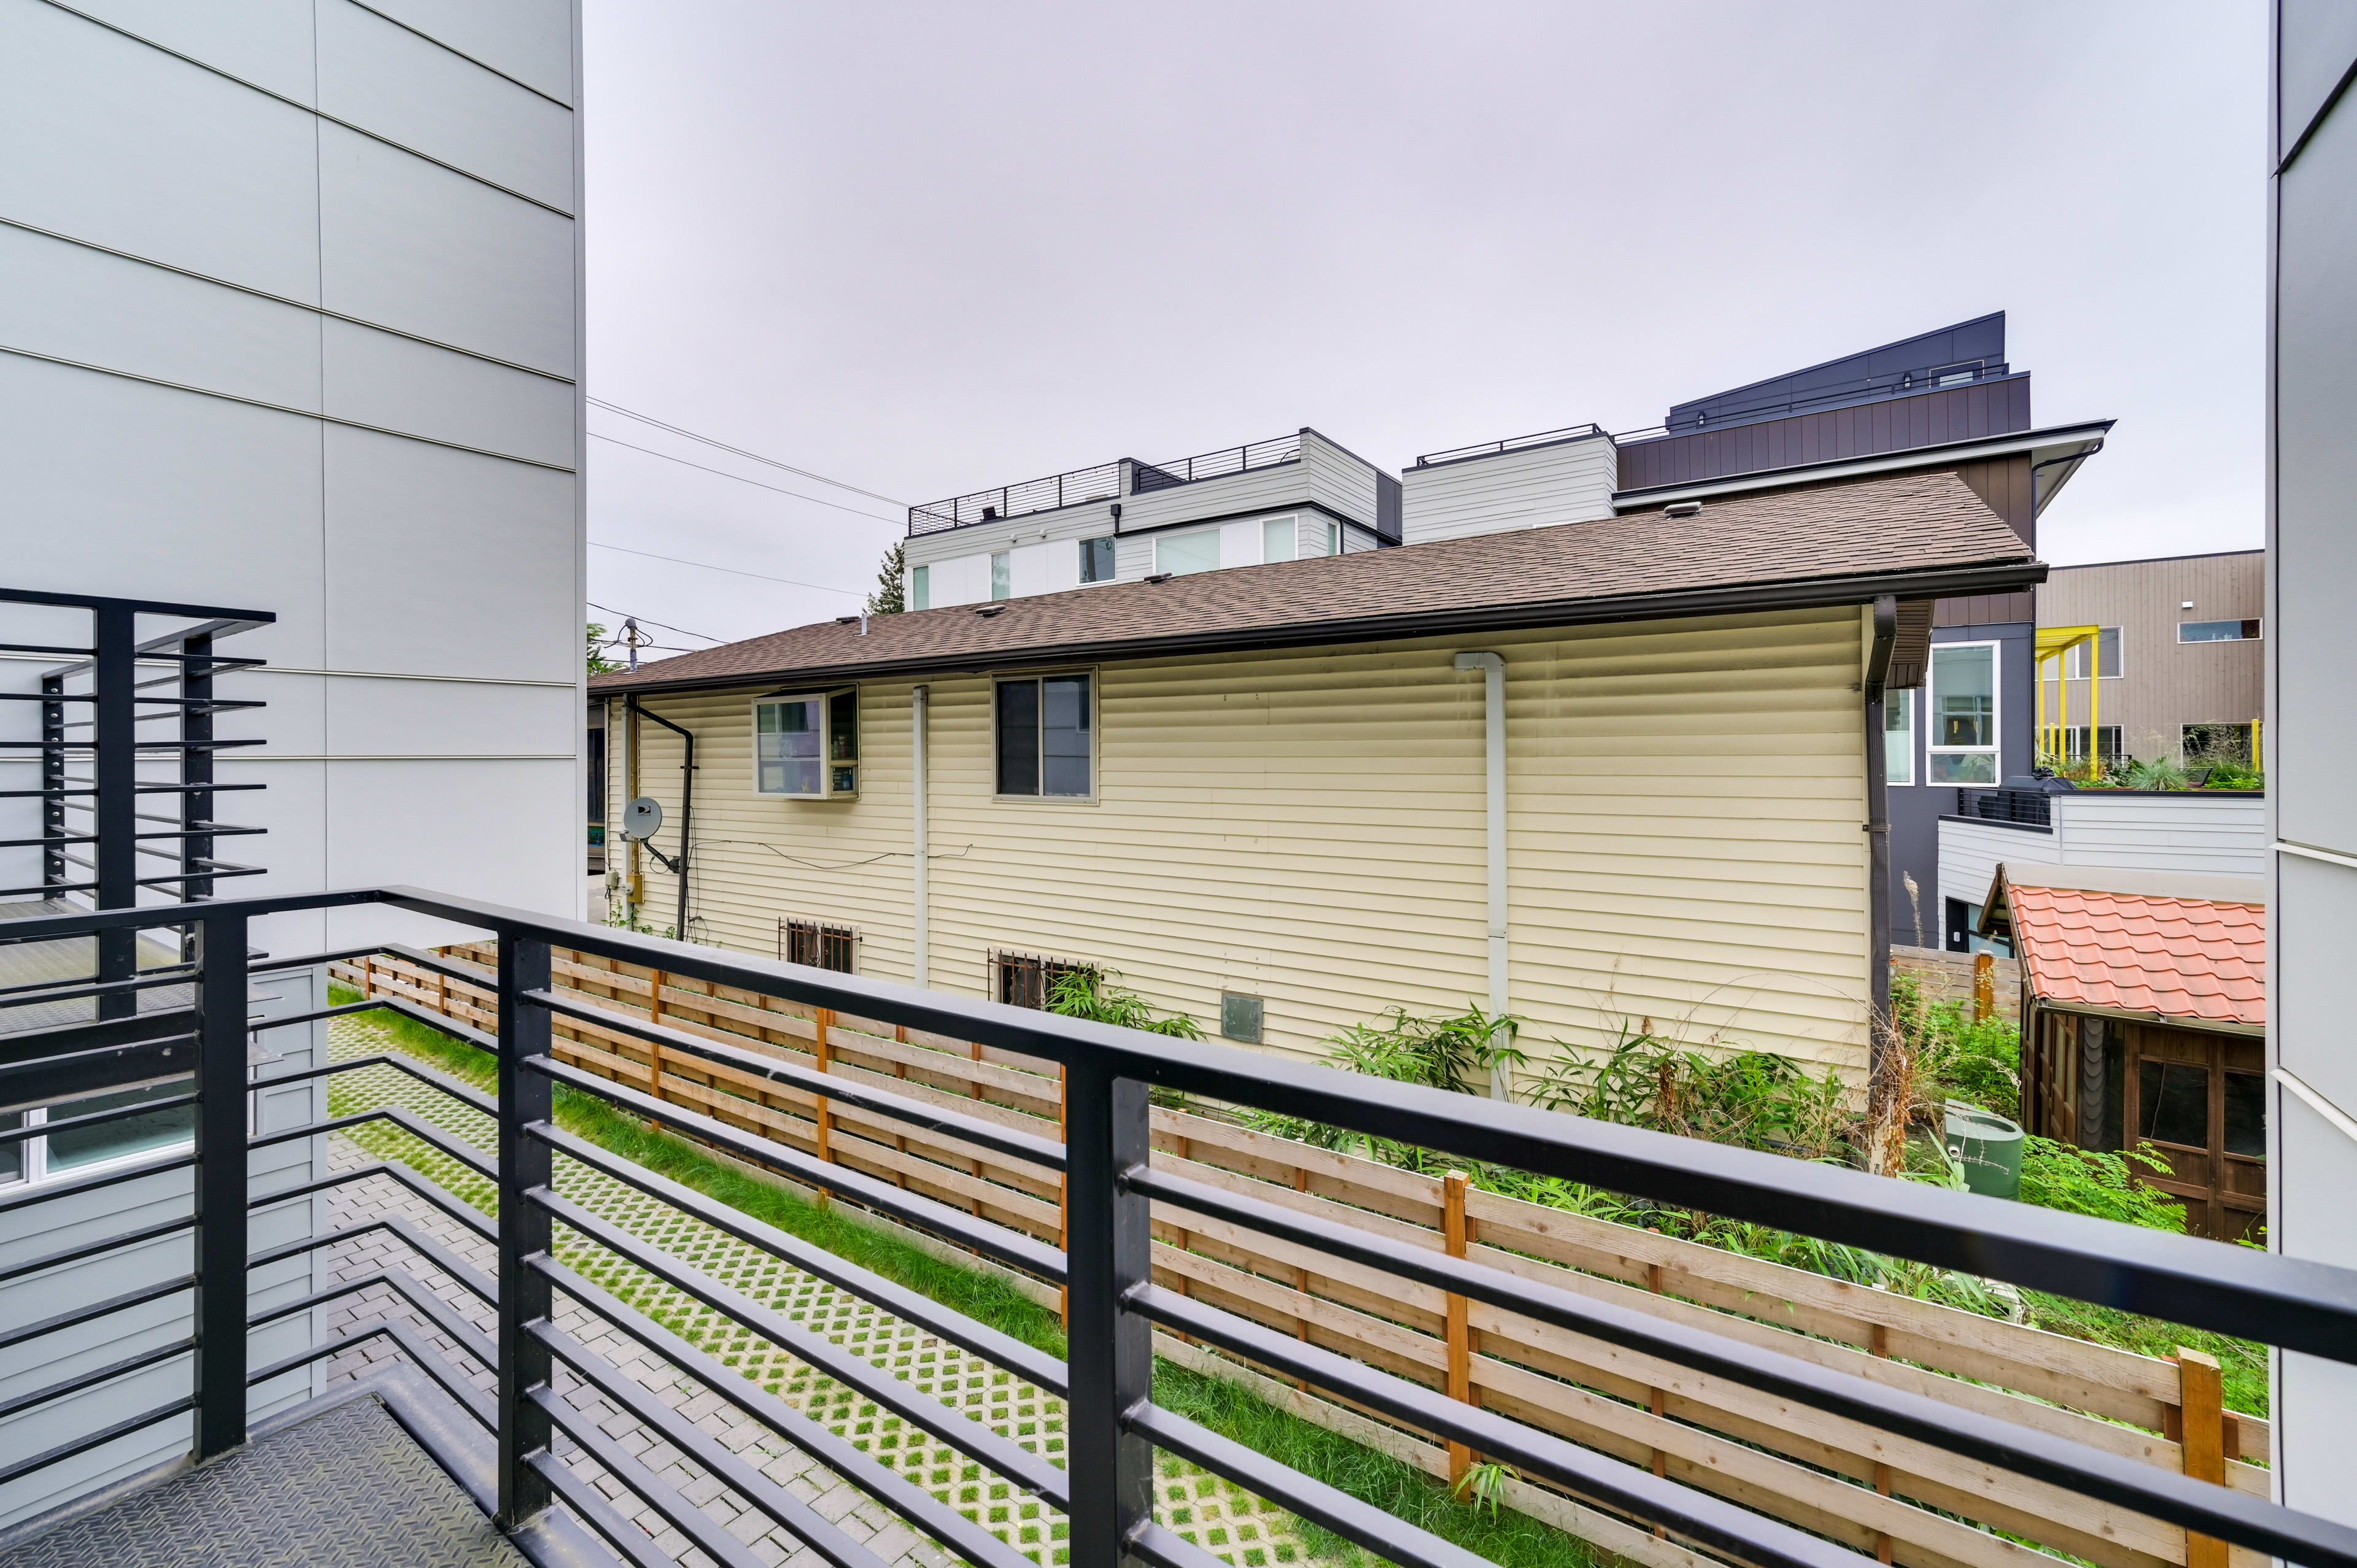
[0,0,585,1526]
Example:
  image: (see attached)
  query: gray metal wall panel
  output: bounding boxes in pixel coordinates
[320,316,573,466]
[315,0,575,209]
[63,0,318,104]
[2278,0,2357,158]
[0,0,321,302]
[318,122,576,375]
[0,221,323,411]
[361,0,576,106]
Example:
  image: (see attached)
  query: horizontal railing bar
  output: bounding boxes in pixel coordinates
[0,1396,196,1489]
[533,1318,891,1568]
[531,1184,1070,1507]
[1134,1284,1865,1568]
[527,987,1067,1172]
[528,1384,771,1568]
[0,1089,196,1149]
[246,998,423,1037]
[249,1103,497,1181]
[530,1450,677,1568]
[528,1052,1066,1280]
[252,1040,500,1118]
[0,1336,198,1424]
[249,942,418,976]
[541,1122,1067,1396]
[247,1270,500,1381]
[0,1022,193,1074]
[0,969,195,1006]
[535,1253,1043,1568]
[0,1151,197,1214]
[1128,1521,1247,1568]
[0,879,98,895]
[0,1273,195,1354]
[1133,1162,2342,1564]
[0,833,98,848]
[1129,1402,1487,1568]
[0,640,95,657]
[244,1316,496,1434]
[247,1214,499,1310]
[252,1159,497,1245]
[0,1213,196,1286]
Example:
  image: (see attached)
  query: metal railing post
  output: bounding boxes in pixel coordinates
[39,670,64,893]
[193,910,250,1461]
[497,934,555,1526]
[1064,1059,1153,1566]
[92,603,137,1019]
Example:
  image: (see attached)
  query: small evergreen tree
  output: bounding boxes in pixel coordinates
[586,622,621,674]
[867,540,907,616]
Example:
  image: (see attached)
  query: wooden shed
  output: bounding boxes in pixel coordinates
[1981,863,2266,1240]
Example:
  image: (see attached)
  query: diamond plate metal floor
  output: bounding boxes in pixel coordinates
[0,1396,527,1568]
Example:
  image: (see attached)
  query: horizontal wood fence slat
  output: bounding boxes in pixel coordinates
[334,948,2270,1568]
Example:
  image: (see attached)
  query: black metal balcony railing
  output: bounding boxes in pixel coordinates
[1412,423,1611,468]
[907,433,1304,536]
[7,887,2357,1568]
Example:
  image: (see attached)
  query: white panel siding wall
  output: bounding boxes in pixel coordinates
[0,0,582,1524]
[1299,428,1380,525]
[1938,817,2056,917]
[619,605,1875,1080]
[1399,434,1619,545]
[2049,792,2269,875]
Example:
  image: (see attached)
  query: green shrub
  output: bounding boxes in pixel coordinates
[1044,968,1204,1038]
[1525,1019,1854,1163]
[2019,1137,2187,1230]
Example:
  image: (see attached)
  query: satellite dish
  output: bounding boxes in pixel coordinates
[622,796,663,841]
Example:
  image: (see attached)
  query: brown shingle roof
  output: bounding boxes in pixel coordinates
[592,471,2038,695]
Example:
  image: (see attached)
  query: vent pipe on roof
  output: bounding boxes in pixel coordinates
[1666,501,1703,518]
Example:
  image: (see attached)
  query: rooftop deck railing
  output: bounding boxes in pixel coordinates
[907,433,1305,537]
[6,887,2357,1568]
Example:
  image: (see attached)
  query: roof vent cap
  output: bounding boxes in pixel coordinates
[1665,501,1703,519]
[835,615,859,625]
[973,603,1005,617]
[1144,572,1173,584]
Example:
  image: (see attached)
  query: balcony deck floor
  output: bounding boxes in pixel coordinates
[0,1395,525,1568]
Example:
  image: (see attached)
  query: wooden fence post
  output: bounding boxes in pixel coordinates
[1871,1323,1895,1565]
[1444,1170,1475,1489]
[812,1007,836,1208]
[1646,1258,1670,1536]
[645,968,668,1105]
[1973,951,1995,1023]
[2174,1348,2227,1568]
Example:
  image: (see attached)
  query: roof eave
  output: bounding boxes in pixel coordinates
[587,555,2045,700]
[1608,420,2116,509]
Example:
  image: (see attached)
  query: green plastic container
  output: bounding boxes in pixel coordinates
[1943,1100,2025,1200]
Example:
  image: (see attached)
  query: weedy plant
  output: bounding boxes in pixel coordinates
[1045,967,1204,1038]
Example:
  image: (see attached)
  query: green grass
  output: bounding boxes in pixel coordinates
[329,986,1598,1568]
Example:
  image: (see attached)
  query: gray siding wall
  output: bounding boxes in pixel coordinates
[0,0,582,1527]
[1935,793,2267,915]
[2038,552,2264,760]
[2271,0,2357,1520]
[1398,434,1618,544]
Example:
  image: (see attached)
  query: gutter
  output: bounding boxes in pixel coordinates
[1865,597,1898,1049]
[625,697,696,941]
[591,557,2047,701]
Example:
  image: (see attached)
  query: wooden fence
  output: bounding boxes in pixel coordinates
[334,948,2265,1568]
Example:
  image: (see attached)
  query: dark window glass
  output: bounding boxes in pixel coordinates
[996,680,1040,795]
[1042,675,1091,797]
[2138,1060,2210,1150]
[1080,536,1116,583]
[996,954,1090,1010]
[2223,1071,2266,1158]
[0,1110,20,1184]
[828,690,859,763]
[46,1079,195,1171]
[782,919,855,973]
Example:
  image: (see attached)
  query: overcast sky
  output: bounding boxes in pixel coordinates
[580,1,2267,660]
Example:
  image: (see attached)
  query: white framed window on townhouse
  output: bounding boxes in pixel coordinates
[995,671,1094,799]
[1,1079,196,1189]
[1079,536,1117,583]
[1155,530,1221,577]
[2062,627,2123,679]
[1927,642,2000,785]
[1884,687,1916,786]
[990,552,1012,601]
[1262,516,1298,562]
[910,564,930,610]
[2178,619,2262,643]
[755,689,859,797]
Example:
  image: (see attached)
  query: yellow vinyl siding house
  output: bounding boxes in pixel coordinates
[593,473,2041,1085]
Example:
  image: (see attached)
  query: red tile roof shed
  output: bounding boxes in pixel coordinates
[2007,884,2266,1029]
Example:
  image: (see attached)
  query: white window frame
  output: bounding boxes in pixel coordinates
[1261,515,1298,563]
[1927,639,2002,787]
[1077,536,1116,584]
[2177,619,2263,644]
[910,563,930,610]
[1154,530,1221,577]
[991,667,1099,805]
[2062,627,2124,679]
[1884,687,1916,787]
[989,552,1011,601]
[2,1087,199,1191]
[752,690,857,798]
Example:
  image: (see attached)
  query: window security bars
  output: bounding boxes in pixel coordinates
[7,889,2357,1568]
[778,916,855,973]
[992,949,1093,1011]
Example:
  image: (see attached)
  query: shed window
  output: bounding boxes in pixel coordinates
[2178,619,2261,643]
[1883,689,1915,786]
[757,690,857,796]
[1927,643,1998,785]
[996,674,1091,797]
[780,916,856,973]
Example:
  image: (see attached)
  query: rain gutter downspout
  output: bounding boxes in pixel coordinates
[1454,651,1509,1097]
[1864,597,1898,1057]
[912,684,930,987]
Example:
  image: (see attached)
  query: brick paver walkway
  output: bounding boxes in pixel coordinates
[318,1015,1318,1568]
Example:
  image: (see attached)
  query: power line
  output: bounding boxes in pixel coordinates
[589,540,864,597]
[588,398,906,508]
[589,432,904,525]
[586,601,725,644]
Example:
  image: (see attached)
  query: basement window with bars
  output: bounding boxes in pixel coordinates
[779,917,856,973]
[994,951,1094,1011]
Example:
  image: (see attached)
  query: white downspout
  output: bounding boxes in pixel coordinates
[1453,651,1509,1097]
[911,684,929,988]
